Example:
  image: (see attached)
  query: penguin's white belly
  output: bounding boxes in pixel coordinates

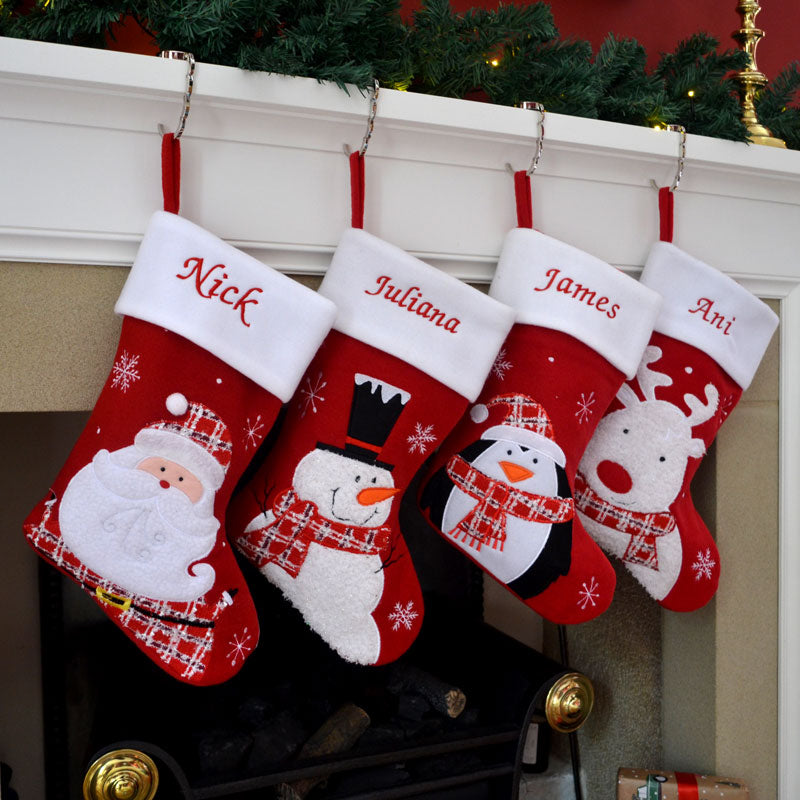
[264,542,383,664]
[442,488,552,584]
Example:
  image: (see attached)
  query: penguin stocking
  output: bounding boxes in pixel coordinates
[418,181,663,624]
[228,227,514,665]
[22,211,336,684]
[576,238,778,611]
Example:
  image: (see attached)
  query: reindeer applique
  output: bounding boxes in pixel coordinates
[575,346,718,601]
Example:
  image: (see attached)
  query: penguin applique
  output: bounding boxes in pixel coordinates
[243,373,408,664]
[420,394,574,599]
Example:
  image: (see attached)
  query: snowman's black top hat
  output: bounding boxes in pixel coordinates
[317,373,410,471]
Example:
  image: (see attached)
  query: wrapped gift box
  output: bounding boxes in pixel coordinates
[617,768,749,800]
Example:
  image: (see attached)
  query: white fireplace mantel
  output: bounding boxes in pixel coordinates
[2,35,800,798]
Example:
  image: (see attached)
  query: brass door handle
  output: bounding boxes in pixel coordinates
[83,749,159,800]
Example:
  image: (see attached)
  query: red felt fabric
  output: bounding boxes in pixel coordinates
[514,170,533,229]
[659,186,674,243]
[349,150,365,229]
[161,133,181,215]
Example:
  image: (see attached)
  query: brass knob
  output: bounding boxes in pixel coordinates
[544,672,595,733]
[83,749,159,800]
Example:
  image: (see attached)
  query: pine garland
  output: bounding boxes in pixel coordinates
[2,0,798,148]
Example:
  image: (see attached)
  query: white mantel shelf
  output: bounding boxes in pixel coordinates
[2,35,800,800]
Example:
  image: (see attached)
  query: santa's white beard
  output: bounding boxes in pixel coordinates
[59,447,218,602]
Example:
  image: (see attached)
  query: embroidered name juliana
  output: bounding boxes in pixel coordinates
[176,257,263,327]
[534,267,620,319]
[364,275,461,333]
[688,297,734,336]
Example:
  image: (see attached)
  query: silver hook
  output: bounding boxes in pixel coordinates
[505,101,546,176]
[157,51,195,140]
[343,79,380,158]
[650,124,687,192]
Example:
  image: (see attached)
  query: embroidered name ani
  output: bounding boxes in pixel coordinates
[534,267,620,319]
[364,276,461,333]
[688,297,734,336]
[176,257,263,327]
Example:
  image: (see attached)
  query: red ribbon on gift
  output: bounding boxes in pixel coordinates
[675,772,699,800]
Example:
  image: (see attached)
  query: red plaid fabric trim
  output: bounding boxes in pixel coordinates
[574,472,675,570]
[238,489,392,577]
[445,455,574,552]
[487,393,553,439]
[25,496,225,682]
[152,402,233,472]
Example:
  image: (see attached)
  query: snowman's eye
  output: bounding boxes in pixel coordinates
[355,475,361,482]
[623,428,629,434]
[507,449,513,456]
[533,458,538,464]
[659,456,666,462]
[371,477,377,483]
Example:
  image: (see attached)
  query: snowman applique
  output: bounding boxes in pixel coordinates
[421,394,574,599]
[243,374,408,664]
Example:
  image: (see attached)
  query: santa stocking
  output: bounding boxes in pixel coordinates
[576,239,778,611]
[418,212,663,624]
[23,211,335,684]
[228,227,515,665]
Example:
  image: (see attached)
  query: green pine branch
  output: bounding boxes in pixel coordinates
[756,61,800,149]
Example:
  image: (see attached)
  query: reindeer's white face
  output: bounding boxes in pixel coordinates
[579,400,706,512]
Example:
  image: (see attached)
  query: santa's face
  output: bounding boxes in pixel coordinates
[293,449,400,527]
[472,439,559,496]
[59,445,218,602]
[136,457,203,503]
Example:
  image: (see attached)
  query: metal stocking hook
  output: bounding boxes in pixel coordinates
[651,124,687,192]
[157,51,195,139]
[343,79,381,157]
[505,101,546,176]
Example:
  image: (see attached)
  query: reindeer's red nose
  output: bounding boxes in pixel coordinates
[596,460,633,494]
[159,480,170,490]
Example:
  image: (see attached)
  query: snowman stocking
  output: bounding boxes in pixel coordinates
[576,241,778,611]
[23,212,335,684]
[418,224,663,624]
[228,228,515,665]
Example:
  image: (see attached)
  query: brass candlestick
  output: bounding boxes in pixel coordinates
[733,0,786,147]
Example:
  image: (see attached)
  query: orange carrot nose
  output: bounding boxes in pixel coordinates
[499,460,534,483]
[357,486,402,506]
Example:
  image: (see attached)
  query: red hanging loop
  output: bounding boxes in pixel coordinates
[161,132,181,215]
[349,150,365,229]
[514,170,533,229]
[658,186,674,243]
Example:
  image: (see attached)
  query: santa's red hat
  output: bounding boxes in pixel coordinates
[471,393,566,467]
[134,393,233,490]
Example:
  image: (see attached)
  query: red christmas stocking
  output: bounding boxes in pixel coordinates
[228,228,515,665]
[418,226,662,624]
[576,241,778,611]
[23,211,335,684]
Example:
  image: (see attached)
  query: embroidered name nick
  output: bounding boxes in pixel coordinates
[364,275,461,333]
[176,257,263,327]
[533,267,620,319]
[688,298,734,336]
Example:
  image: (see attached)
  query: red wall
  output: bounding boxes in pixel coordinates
[401,0,798,81]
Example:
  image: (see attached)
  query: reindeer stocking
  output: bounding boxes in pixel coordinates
[576,242,778,611]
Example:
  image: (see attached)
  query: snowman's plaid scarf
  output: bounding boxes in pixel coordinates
[240,489,392,578]
[25,496,227,682]
[574,472,676,570]
[445,455,574,552]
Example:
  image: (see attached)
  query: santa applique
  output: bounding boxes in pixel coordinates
[241,374,408,665]
[26,393,238,679]
[421,394,574,599]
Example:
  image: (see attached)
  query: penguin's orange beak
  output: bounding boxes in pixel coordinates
[357,486,402,506]
[499,460,533,483]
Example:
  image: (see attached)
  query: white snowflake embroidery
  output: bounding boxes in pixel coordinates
[692,548,716,581]
[388,601,419,631]
[575,391,596,424]
[491,348,513,380]
[110,351,140,393]
[299,372,327,417]
[407,423,437,455]
[243,416,265,450]
[577,576,600,610]
[716,394,736,424]
[227,628,253,667]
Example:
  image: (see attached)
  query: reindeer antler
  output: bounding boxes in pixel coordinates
[684,384,719,428]
[637,346,672,401]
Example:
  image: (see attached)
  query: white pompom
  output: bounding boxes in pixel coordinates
[470,404,489,424]
[166,392,189,416]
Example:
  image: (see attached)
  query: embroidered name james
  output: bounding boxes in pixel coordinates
[364,275,461,333]
[176,257,263,327]
[688,297,734,336]
[534,267,620,319]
